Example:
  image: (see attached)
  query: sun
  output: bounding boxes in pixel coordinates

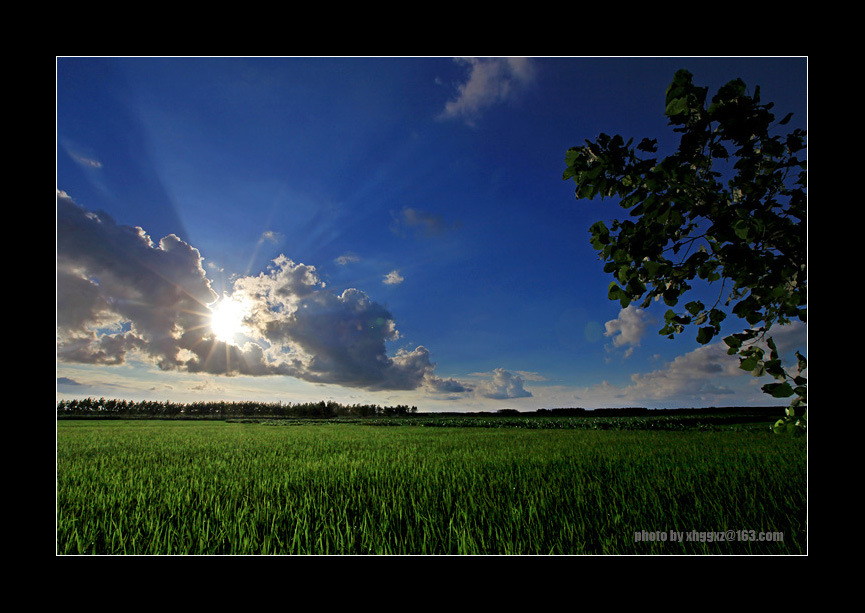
[209,294,250,345]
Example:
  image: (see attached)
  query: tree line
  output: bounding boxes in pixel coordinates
[57,397,786,420]
[56,397,418,419]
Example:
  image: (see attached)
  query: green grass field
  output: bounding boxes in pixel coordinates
[56,419,807,555]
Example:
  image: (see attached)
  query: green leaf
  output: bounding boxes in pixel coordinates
[642,259,662,278]
[763,358,786,379]
[772,418,793,435]
[724,334,742,351]
[708,309,727,326]
[796,351,807,374]
[665,97,690,117]
[766,336,778,360]
[662,288,679,306]
[745,310,763,326]
[732,219,751,240]
[589,220,610,250]
[626,278,646,297]
[762,382,794,398]
[739,356,759,372]
[696,326,715,344]
[685,301,704,316]
[637,138,658,153]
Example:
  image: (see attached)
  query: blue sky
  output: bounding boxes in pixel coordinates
[56,56,807,411]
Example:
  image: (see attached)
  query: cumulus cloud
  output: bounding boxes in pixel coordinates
[590,321,807,406]
[439,57,535,125]
[56,194,560,403]
[604,306,651,358]
[425,374,472,395]
[474,368,533,399]
[57,190,218,370]
[421,368,537,400]
[623,342,744,401]
[56,192,451,392]
[383,270,404,285]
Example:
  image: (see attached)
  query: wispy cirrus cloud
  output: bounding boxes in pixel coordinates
[390,206,458,238]
[334,253,360,266]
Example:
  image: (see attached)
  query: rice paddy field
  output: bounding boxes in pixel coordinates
[56,417,807,555]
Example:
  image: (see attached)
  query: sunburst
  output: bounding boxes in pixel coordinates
[209,293,251,345]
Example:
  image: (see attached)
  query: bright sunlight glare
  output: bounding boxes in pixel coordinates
[209,294,250,345]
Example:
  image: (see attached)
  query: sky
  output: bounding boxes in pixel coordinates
[56,56,807,412]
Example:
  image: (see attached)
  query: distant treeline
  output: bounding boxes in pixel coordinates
[56,397,418,419]
[530,406,786,417]
[57,397,785,420]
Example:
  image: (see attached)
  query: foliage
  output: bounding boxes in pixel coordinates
[57,398,784,431]
[56,397,417,419]
[57,420,806,554]
[563,69,806,434]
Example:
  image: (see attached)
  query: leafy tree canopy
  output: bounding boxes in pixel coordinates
[563,69,806,435]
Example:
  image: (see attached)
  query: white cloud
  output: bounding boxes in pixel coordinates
[604,305,652,358]
[335,253,360,266]
[57,191,218,369]
[622,342,744,401]
[439,57,535,125]
[258,230,281,245]
[61,141,103,169]
[390,206,456,238]
[514,370,547,382]
[474,368,533,399]
[55,193,450,392]
[585,321,807,407]
[383,270,404,285]
[424,375,472,394]
[72,153,103,168]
